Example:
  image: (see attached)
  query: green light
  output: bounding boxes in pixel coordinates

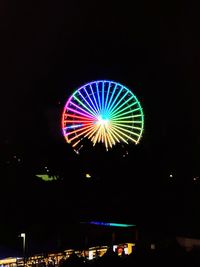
[108,222,136,227]
[36,174,58,182]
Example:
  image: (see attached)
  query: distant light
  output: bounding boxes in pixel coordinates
[85,173,91,178]
[82,221,136,227]
[88,251,93,260]
[20,233,25,238]
[36,174,58,181]
[65,124,83,129]
[20,233,26,254]
[169,174,173,178]
[124,247,128,254]
[113,245,117,253]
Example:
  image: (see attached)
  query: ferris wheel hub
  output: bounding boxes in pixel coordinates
[97,115,109,126]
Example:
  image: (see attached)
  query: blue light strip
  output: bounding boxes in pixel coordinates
[96,82,102,111]
[64,124,83,129]
[105,81,111,111]
[81,221,136,227]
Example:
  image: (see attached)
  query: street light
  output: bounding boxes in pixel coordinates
[20,233,26,256]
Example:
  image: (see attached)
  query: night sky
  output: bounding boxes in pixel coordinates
[0,1,200,253]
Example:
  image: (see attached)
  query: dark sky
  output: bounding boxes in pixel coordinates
[0,1,200,251]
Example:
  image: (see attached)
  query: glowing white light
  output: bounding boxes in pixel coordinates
[20,233,26,254]
[97,115,109,126]
[88,251,93,260]
[124,247,129,254]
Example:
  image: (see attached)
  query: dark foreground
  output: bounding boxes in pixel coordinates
[58,247,200,267]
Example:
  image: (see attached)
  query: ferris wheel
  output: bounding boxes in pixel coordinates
[62,80,144,153]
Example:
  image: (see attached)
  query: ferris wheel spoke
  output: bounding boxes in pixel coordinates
[67,104,95,119]
[111,125,138,143]
[109,127,129,144]
[98,126,103,143]
[92,126,102,146]
[72,139,81,148]
[111,114,143,120]
[109,94,135,116]
[132,120,144,124]
[103,126,108,145]
[110,101,139,118]
[111,123,140,138]
[106,83,118,111]
[64,124,83,130]
[73,95,97,117]
[111,107,142,119]
[106,136,112,149]
[111,120,143,124]
[64,119,94,124]
[106,86,124,113]
[65,123,94,137]
[68,124,95,142]
[104,132,109,150]
[95,82,102,111]
[77,90,98,116]
[102,81,105,112]
[108,90,130,114]
[83,86,99,114]
[106,126,119,144]
[84,124,99,139]
[102,126,109,147]
[89,84,100,113]
[64,113,94,121]
[103,128,113,149]
[99,130,103,143]
[104,81,111,112]
[111,121,142,131]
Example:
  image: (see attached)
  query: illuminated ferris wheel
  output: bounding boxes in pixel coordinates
[62,80,144,153]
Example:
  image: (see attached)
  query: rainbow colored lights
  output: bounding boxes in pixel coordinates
[62,80,144,153]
